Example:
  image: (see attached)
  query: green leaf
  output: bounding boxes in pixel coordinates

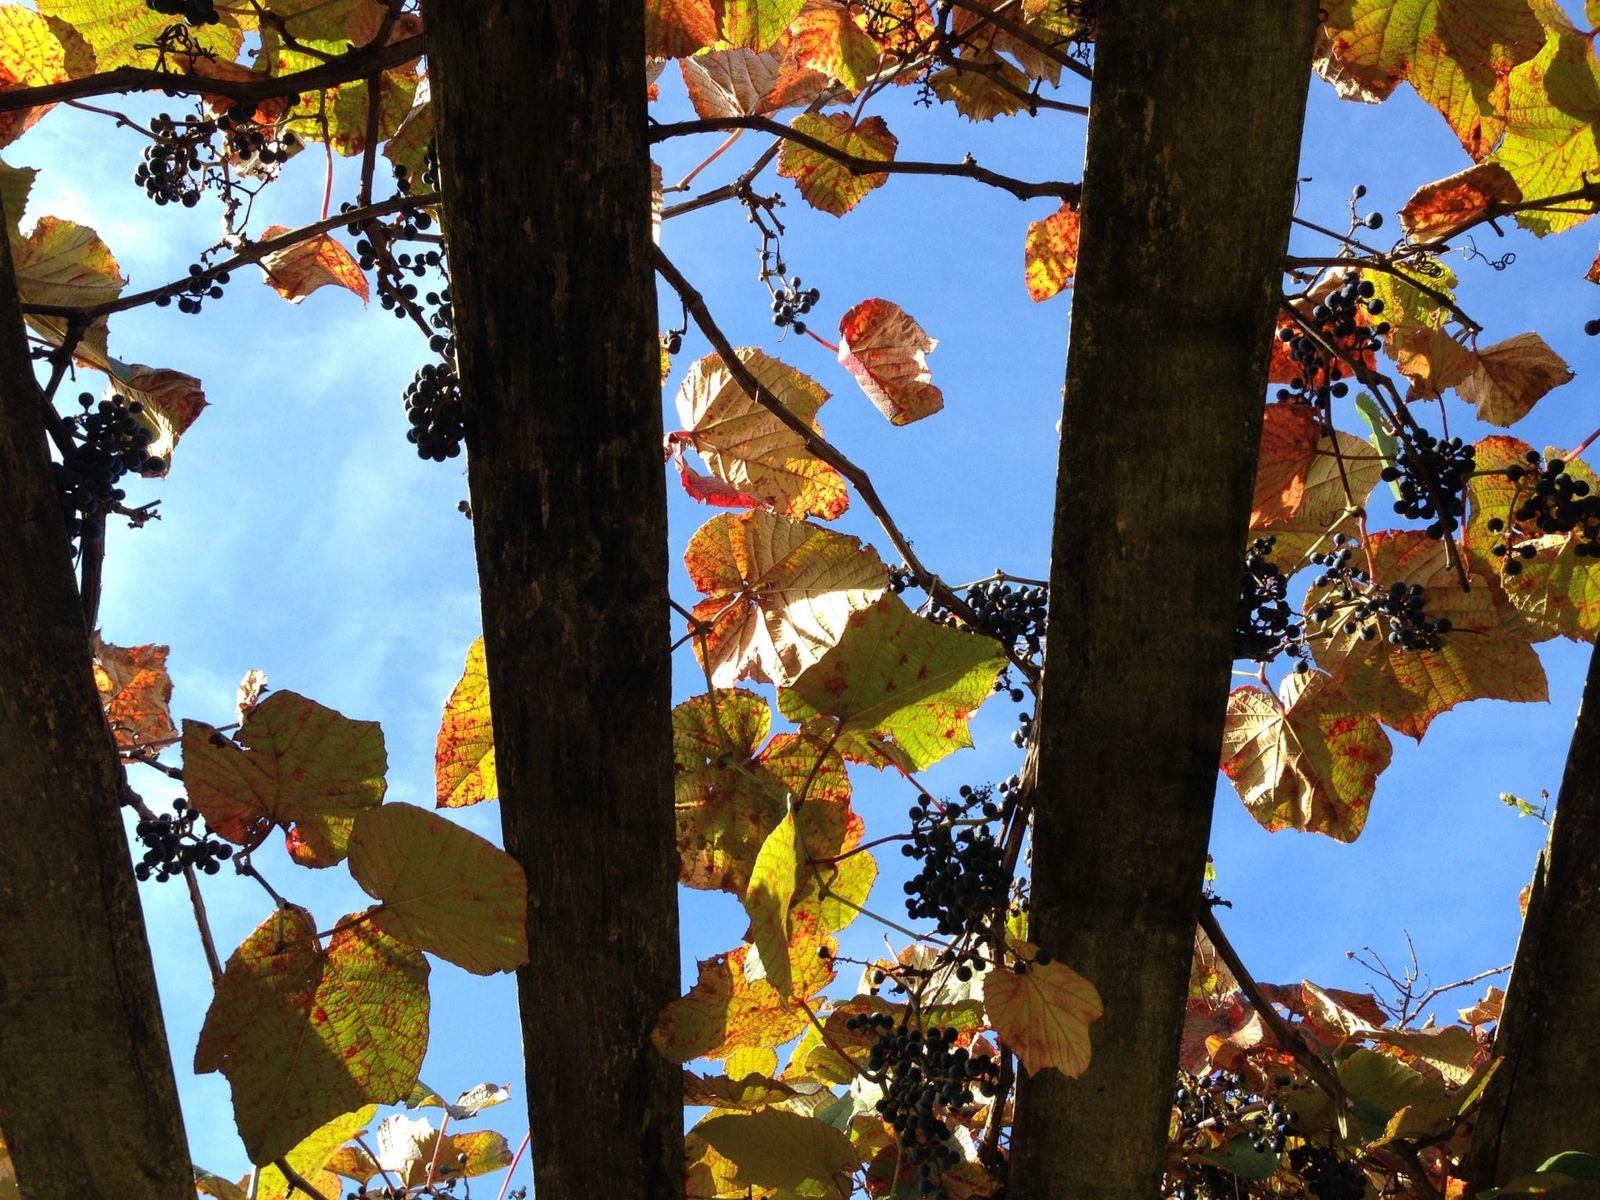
[255,1106,377,1200]
[1480,1151,1600,1198]
[183,690,388,867]
[0,159,35,237]
[653,940,836,1064]
[721,0,806,50]
[435,637,497,807]
[744,806,802,997]
[1337,1047,1446,1138]
[195,909,429,1166]
[1494,15,1600,234]
[1356,391,1402,502]
[36,0,242,72]
[348,802,529,975]
[696,1109,858,1195]
[779,594,1005,771]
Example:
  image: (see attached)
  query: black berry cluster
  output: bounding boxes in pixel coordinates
[1166,1071,1301,1200]
[902,784,1009,940]
[1306,537,1450,651]
[929,578,1048,659]
[850,1013,999,1198]
[1288,1146,1367,1200]
[404,363,465,461]
[1381,431,1474,539]
[53,393,161,544]
[155,262,229,315]
[1487,451,1600,572]
[1236,536,1308,668]
[133,798,233,882]
[145,0,219,25]
[1276,275,1389,406]
[888,565,917,594]
[769,274,820,335]
[136,113,211,207]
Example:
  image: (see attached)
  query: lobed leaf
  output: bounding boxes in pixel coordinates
[1399,161,1523,242]
[653,940,836,1064]
[1455,331,1572,426]
[777,113,897,216]
[836,298,943,425]
[645,0,720,58]
[695,1109,858,1195]
[720,0,807,50]
[12,215,124,309]
[253,1106,377,1200]
[982,942,1102,1077]
[788,2,880,91]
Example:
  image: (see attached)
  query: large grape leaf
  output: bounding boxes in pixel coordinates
[258,226,369,304]
[778,594,1005,771]
[1455,332,1572,426]
[12,216,124,309]
[1466,436,1600,641]
[183,690,386,866]
[1250,421,1383,568]
[1393,327,1477,400]
[91,635,176,750]
[836,298,943,425]
[1304,531,1547,739]
[669,348,848,520]
[36,0,242,71]
[721,0,807,50]
[1023,201,1080,301]
[254,0,405,46]
[1219,672,1393,842]
[254,1106,377,1200]
[743,807,802,998]
[695,1109,857,1197]
[435,637,497,808]
[681,47,788,117]
[653,939,836,1064]
[683,510,887,687]
[1398,161,1523,242]
[348,803,528,975]
[928,48,1032,121]
[277,54,419,156]
[195,909,429,1166]
[1251,403,1323,526]
[777,113,896,216]
[0,7,66,148]
[646,0,721,57]
[788,2,880,90]
[982,941,1102,1077]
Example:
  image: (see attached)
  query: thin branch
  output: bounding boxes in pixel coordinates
[184,866,224,983]
[650,116,1081,205]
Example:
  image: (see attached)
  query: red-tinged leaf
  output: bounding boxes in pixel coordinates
[777,112,897,216]
[91,635,176,750]
[195,908,429,1166]
[653,939,837,1064]
[0,7,65,147]
[695,1109,858,1196]
[1219,673,1393,843]
[1251,404,1322,525]
[837,298,943,425]
[348,802,529,975]
[258,226,370,304]
[1305,531,1547,739]
[1494,19,1600,234]
[1399,162,1523,242]
[682,1070,802,1110]
[11,215,124,309]
[99,358,208,472]
[646,0,720,57]
[777,593,1005,771]
[928,49,1032,121]
[982,941,1102,1077]
[683,510,887,686]
[1181,994,1252,1074]
[1023,202,1079,301]
[435,637,496,808]
[183,690,387,866]
[721,0,807,50]
[670,347,849,520]
[1250,422,1382,567]
[681,47,790,117]
[37,0,242,71]
[789,1,880,90]
[743,807,802,998]
[1393,327,1477,400]
[1456,332,1573,427]
[253,1107,377,1200]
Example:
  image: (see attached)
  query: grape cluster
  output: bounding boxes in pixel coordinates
[1306,538,1449,651]
[902,784,1009,939]
[133,798,233,882]
[1289,1147,1366,1200]
[768,274,820,335]
[404,363,465,460]
[1275,275,1389,406]
[53,393,161,543]
[145,0,219,25]
[155,262,229,315]
[136,113,211,207]
[1381,431,1474,539]
[849,1013,999,1197]
[929,578,1048,659]
[888,565,917,594]
[1248,1098,1296,1155]
[1236,536,1308,667]
[1487,451,1600,572]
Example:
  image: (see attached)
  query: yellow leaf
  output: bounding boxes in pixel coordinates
[435,637,497,807]
[1023,202,1079,301]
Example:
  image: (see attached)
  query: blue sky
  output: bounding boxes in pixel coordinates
[12,20,1591,1191]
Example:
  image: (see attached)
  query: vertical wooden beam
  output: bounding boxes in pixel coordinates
[0,200,194,1195]
[1011,7,1316,1199]
[419,5,685,1199]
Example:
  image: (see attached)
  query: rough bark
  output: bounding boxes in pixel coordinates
[1469,645,1600,1189]
[0,202,194,1193]
[419,6,685,1200]
[1010,7,1317,1199]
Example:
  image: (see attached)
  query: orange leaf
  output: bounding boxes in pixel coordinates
[788,1,880,90]
[982,943,1102,1077]
[1393,327,1476,400]
[0,6,65,148]
[1250,422,1383,567]
[1456,332,1573,427]
[1399,162,1522,243]
[1251,404,1322,526]
[258,226,370,304]
[646,0,721,58]
[837,298,943,425]
[435,637,496,807]
[777,112,897,216]
[1023,202,1079,301]
[652,939,836,1065]
[92,635,176,750]
[680,47,790,117]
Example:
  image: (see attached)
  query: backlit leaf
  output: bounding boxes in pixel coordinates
[258,226,370,304]
[184,690,387,866]
[681,47,790,117]
[778,594,1005,771]
[928,49,1031,121]
[435,637,497,807]
[91,635,176,750]
[646,0,720,58]
[653,940,836,1064]
[1494,16,1600,234]
[1393,326,1477,400]
[12,216,124,309]
[683,510,887,686]
[696,1109,857,1195]
[1399,162,1523,241]
[348,802,528,974]
[982,941,1102,1077]
[1250,424,1382,568]
[721,0,807,50]
[99,360,208,472]
[0,7,66,148]
[1023,202,1079,301]
[670,347,849,520]
[778,113,897,216]
[1220,672,1393,842]
[37,0,242,71]
[789,2,879,90]
[1456,332,1572,426]
[836,298,943,425]
[254,1106,377,1200]
[744,807,801,998]
[683,1070,802,1109]
[195,909,429,1166]
[1251,403,1322,525]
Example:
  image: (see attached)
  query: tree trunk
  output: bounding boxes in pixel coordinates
[1010,8,1316,1199]
[419,6,685,1200]
[0,201,194,1194]
[1469,646,1600,1189]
